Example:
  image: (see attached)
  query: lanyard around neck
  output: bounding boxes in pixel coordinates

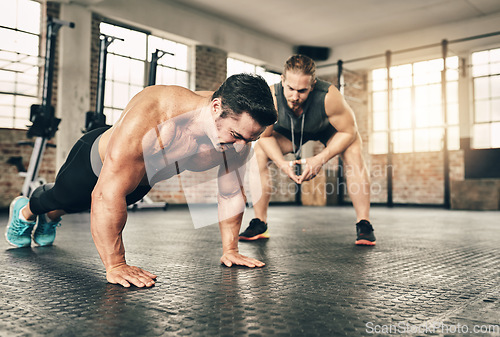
[290,113,305,159]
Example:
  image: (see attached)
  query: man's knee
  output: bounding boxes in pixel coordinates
[343,134,363,163]
[30,183,56,215]
[254,142,270,167]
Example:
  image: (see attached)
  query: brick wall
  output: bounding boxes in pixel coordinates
[195,45,227,91]
[371,150,464,204]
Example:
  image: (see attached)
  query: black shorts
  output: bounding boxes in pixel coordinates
[273,123,336,153]
[29,127,151,214]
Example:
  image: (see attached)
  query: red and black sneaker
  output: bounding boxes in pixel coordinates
[355,220,376,246]
[239,218,270,241]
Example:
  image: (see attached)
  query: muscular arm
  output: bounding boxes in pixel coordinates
[91,100,158,287]
[217,148,265,268]
[297,85,358,183]
[316,85,358,163]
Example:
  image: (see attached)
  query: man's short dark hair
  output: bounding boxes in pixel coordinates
[212,73,277,127]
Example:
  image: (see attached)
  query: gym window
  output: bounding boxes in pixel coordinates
[370,56,460,154]
[100,22,191,124]
[0,0,42,129]
[227,57,281,85]
[471,47,500,149]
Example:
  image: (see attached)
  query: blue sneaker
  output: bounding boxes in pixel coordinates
[33,214,61,246]
[5,196,36,248]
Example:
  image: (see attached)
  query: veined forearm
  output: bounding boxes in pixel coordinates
[316,131,356,164]
[90,196,128,271]
[217,192,245,253]
[257,137,288,167]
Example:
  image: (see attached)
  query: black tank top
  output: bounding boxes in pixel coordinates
[274,79,331,133]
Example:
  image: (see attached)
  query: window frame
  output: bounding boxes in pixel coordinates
[369,56,460,154]
[0,0,42,129]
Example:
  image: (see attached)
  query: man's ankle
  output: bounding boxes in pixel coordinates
[20,207,36,222]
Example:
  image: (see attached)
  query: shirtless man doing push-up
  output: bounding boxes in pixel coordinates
[5,73,277,288]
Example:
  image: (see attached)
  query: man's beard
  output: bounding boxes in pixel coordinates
[288,100,302,112]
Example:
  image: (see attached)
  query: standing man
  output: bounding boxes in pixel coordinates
[5,73,277,287]
[239,55,376,246]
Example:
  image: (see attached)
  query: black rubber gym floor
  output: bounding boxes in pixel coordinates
[1,205,499,337]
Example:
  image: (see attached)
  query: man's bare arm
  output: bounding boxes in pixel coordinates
[217,149,265,268]
[297,85,358,183]
[91,101,158,288]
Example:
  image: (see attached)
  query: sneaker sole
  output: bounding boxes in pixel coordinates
[4,196,30,248]
[239,232,270,241]
[355,239,376,246]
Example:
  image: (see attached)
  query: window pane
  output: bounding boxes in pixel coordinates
[371,132,387,154]
[472,50,489,65]
[2,30,39,55]
[392,130,412,153]
[0,94,14,105]
[129,59,145,85]
[112,56,130,83]
[101,23,147,60]
[112,82,129,109]
[490,48,500,62]
[372,91,387,111]
[373,111,387,131]
[146,35,190,88]
[473,124,490,148]
[13,118,28,129]
[14,106,30,121]
[447,103,459,125]
[175,71,189,87]
[392,89,411,129]
[491,122,500,148]
[0,0,41,129]
[491,62,500,75]
[415,128,442,152]
[447,81,458,103]
[372,79,387,91]
[491,76,500,98]
[392,88,411,111]
[447,126,459,150]
[260,71,281,86]
[473,64,489,77]
[475,100,490,123]
[17,0,41,34]
[0,104,14,118]
[392,109,412,130]
[372,68,387,81]
[0,1,17,28]
[15,95,37,109]
[227,58,256,77]
[446,69,458,81]
[491,99,500,122]
[0,117,13,128]
[428,105,443,127]
[474,77,490,100]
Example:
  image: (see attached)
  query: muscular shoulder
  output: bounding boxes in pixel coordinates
[105,86,191,156]
[324,84,348,117]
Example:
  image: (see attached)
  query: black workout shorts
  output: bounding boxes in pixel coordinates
[29,127,151,214]
[273,123,337,152]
